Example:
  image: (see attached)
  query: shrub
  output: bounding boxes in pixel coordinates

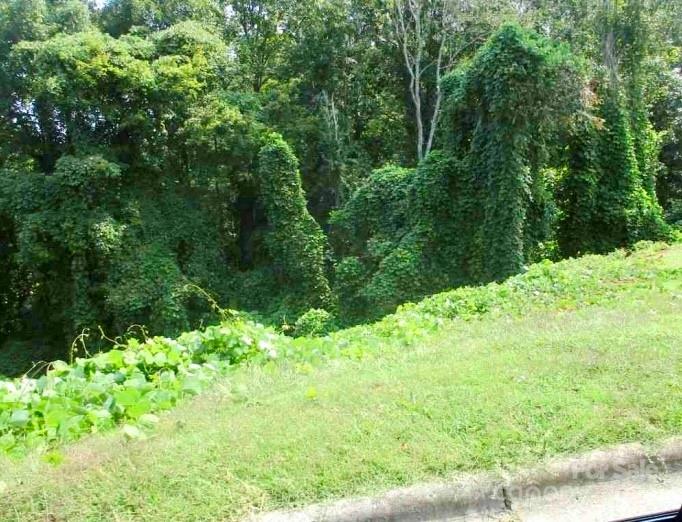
[293,309,337,338]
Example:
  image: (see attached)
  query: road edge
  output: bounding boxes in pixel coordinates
[248,438,682,522]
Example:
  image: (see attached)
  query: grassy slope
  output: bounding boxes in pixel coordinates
[1,244,681,521]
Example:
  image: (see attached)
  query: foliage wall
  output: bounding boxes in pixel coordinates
[0,0,680,370]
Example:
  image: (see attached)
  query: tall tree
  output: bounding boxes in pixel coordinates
[388,0,504,161]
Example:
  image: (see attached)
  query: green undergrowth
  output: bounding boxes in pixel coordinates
[0,242,680,458]
[0,321,281,456]
[291,240,681,360]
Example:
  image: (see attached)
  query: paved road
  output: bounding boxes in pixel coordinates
[445,470,682,522]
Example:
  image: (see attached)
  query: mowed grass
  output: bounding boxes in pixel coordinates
[1,244,681,521]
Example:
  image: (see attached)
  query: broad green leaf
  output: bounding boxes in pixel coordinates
[114,388,141,407]
[9,410,30,427]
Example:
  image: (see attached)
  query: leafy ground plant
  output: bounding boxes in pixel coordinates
[0,321,282,456]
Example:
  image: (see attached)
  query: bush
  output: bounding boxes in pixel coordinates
[293,309,337,338]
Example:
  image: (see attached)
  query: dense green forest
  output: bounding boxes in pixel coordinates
[0,0,681,372]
